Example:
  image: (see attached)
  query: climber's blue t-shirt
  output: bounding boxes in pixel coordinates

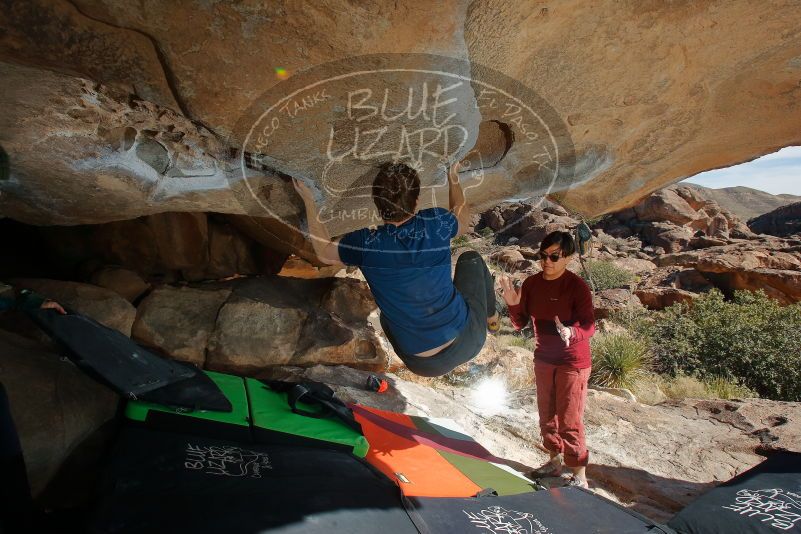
[338,207,468,355]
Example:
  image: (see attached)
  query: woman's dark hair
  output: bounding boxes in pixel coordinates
[372,162,420,222]
[540,230,576,256]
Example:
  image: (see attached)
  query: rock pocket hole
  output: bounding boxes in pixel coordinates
[122,127,137,151]
[461,120,515,170]
[355,339,377,360]
[135,138,170,174]
[767,415,788,427]
[750,428,779,444]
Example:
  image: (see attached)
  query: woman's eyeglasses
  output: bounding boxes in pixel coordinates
[538,252,563,262]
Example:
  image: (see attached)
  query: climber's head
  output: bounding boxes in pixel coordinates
[372,162,421,223]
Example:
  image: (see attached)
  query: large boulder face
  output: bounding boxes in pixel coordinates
[132,276,388,373]
[132,286,232,367]
[748,201,801,237]
[2,1,801,251]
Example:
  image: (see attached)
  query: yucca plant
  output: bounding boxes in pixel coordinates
[590,332,651,390]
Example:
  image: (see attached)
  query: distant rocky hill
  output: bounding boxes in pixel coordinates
[673,183,801,221]
[748,201,801,237]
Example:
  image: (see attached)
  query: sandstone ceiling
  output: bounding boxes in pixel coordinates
[1,1,800,247]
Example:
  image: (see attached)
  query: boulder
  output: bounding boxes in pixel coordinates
[748,201,801,237]
[708,269,801,305]
[10,278,136,336]
[641,223,694,253]
[519,223,567,248]
[671,269,715,292]
[205,277,388,374]
[501,204,528,226]
[0,329,118,496]
[610,257,657,275]
[634,288,698,310]
[483,210,505,232]
[89,266,150,303]
[489,248,527,271]
[655,239,801,303]
[673,186,708,211]
[206,294,310,373]
[132,286,232,367]
[688,236,729,249]
[604,222,634,239]
[634,189,699,226]
[540,200,570,217]
[707,213,730,239]
[504,209,547,238]
[517,247,541,260]
[320,278,377,325]
[593,289,643,319]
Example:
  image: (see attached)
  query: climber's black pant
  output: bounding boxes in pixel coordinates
[381,251,497,377]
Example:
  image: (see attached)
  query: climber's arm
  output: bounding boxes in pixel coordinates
[292,179,344,267]
[0,288,66,314]
[448,161,471,237]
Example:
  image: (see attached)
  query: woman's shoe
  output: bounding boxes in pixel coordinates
[526,455,563,478]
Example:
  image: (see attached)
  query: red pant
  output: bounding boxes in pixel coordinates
[534,361,591,467]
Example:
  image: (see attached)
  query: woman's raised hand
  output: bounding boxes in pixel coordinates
[499,275,521,307]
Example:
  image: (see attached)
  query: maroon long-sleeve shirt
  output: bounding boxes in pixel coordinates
[507,270,595,369]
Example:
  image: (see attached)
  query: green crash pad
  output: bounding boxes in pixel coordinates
[125,371,250,440]
[245,378,369,458]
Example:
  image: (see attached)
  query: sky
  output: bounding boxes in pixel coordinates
[682,146,801,196]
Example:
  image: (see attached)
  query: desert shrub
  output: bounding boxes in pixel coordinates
[608,306,655,335]
[452,235,471,248]
[590,332,651,390]
[479,227,494,238]
[704,376,755,400]
[656,373,709,400]
[579,260,635,290]
[650,289,801,401]
[638,372,755,402]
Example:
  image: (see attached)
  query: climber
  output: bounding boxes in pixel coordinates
[292,160,499,377]
[0,286,65,314]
